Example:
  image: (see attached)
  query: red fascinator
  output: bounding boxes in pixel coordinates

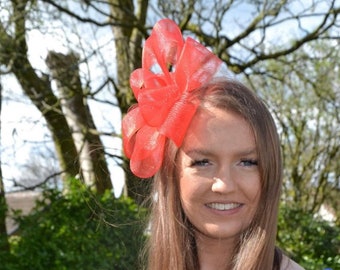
[122,19,222,178]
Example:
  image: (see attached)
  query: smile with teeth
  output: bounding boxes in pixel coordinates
[206,202,242,211]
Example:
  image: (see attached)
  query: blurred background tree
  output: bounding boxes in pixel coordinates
[0,0,339,269]
[3,179,146,269]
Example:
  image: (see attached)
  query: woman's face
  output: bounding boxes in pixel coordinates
[177,106,261,242]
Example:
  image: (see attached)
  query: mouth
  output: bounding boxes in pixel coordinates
[206,202,243,211]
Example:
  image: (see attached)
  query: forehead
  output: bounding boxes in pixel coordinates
[180,106,256,154]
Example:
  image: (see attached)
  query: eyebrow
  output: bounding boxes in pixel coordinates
[184,147,257,157]
[237,148,257,156]
[184,149,213,157]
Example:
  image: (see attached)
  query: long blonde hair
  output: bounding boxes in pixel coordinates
[144,79,283,270]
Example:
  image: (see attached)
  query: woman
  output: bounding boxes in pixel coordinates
[122,19,304,270]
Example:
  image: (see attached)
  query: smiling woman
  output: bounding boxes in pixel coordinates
[122,19,304,270]
[177,106,261,269]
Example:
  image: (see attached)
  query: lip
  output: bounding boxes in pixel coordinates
[205,202,244,215]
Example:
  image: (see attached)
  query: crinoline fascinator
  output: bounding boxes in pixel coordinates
[122,19,223,178]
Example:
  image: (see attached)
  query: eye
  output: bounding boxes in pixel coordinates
[240,159,258,167]
[190,159,211,167]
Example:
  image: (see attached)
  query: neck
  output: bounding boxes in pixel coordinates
[195,232,236,270]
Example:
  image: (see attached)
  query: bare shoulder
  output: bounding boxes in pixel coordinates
[280,255,305,270]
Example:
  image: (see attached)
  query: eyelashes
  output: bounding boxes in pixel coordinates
[189,158,258,168]
[190,159,210,167]
[240,159,258,167]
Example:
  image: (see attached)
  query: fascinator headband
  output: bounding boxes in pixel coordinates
[122,19,223,178]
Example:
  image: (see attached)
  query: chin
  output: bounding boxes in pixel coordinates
[198,223,247,241]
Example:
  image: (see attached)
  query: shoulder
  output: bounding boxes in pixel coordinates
[280,255,305,270]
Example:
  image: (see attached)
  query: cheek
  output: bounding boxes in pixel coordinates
[249,180,261,198]
[179,177,195,204]
[245,179,261,208]
[178,176,205,208]
[241,170,261,197]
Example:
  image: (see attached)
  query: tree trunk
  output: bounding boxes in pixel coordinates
[0,82,10,252]
[46,51,113,194]
[0,0,81,184]
[109,0,151,203]
[0,168,9,252]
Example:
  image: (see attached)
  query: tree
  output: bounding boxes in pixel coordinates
[108,0,151,203]
[0,1,81,185]
[0,79,10,256]
[246,40,340,218]
[45,51,112,193]
[6,179,146,270]
[0,0,112,193]
[277,205,340,269]
[1,0,339,204]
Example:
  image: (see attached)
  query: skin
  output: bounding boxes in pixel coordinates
[177,106,261,269]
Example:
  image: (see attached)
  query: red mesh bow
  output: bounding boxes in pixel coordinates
[122,19,222,178]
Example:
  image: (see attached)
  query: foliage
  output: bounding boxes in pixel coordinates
[2,179,147,270]
[254,42,340,268]
[277,205,340,270]
[247,39,340,217]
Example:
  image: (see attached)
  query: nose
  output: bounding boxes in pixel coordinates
[211,168,235,193]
